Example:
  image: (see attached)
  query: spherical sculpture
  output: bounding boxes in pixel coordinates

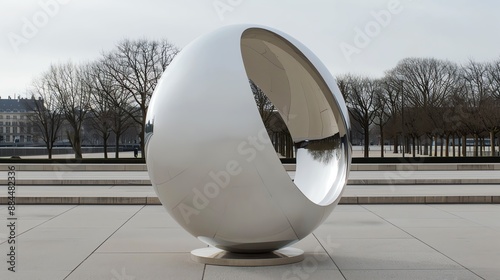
[145,25,351,256]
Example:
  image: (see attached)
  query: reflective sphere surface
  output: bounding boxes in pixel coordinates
[145,25,351,253]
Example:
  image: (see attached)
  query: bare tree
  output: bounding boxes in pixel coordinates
[102,39,179,157]
[27,77,64,159]
[459,60,491,156]
[488,59,500,99]
[475,61,496,156]
[486,60,500,155]
[81,62,113,158]
[338,75,379,157]
[480,96,500,156]
[373,79,397,157]
[110,101,135,158]
[250,80,294,157]
[390,58,459,156]
[378,75,403,155]
[46,62,91,159]
[251,80,275,128]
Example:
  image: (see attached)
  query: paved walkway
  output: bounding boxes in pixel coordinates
[0,166,499,279]
[1,204,499,279]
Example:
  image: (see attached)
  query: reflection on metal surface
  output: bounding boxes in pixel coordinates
[296,134,342,165]
[144,118,154,151]
[145,25,351,254]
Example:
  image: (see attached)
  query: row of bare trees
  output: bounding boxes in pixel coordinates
[26,50,500,159]
[28,39,179,158]
[339,57,500,157]
[251,80,295,158]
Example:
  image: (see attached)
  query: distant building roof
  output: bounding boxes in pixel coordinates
[0,98,42,112]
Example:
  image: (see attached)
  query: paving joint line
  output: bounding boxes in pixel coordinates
[312,233,347,280]
[0,205,78,245]
[63,205,146,280]
[428,204,500,233]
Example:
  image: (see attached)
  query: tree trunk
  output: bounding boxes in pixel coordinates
[115,133,121,158]
[490,131,495,157]
[452,133,456,157]
[424,137,429,155]
[285,134,290,158]
[380,124,385,158]
[412,137,416,157]
[474,134,478,157]
[393,136,399,154]
[67,130,83,159]
[479,137,484,157]
[103,136,109,159]
[139,124,145,159]
[282,133,286,156]
[439,136,444,157]
[462,135,467,157]
[275,133,279,152]
[434,136,438,157]
[103,140,108,158]
[497,134,500,157]
[364,126,370,158]
[445,133,450,157]
[74,133,82,159]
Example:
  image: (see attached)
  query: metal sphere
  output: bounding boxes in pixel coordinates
[145,25,351,253]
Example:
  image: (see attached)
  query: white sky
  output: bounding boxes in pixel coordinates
[1,0,499,98]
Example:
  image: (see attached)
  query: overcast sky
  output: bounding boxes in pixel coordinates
[1,0,499,98]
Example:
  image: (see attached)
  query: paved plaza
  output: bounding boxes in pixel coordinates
[1,204,499,279]
[0,164,499,279]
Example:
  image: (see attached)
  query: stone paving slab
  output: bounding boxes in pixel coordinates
[0,205,499,279]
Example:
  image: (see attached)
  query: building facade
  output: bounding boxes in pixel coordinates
[0,97,38,144]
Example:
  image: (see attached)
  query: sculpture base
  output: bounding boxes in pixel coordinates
[191,247,304,266]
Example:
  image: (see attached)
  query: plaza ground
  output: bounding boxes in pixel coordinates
[0,204,499,280]
[0,162,499,279]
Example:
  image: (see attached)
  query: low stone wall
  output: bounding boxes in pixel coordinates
[0,147,115,157]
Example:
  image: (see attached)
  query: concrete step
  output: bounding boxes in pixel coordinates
[2,195,498,205]
[2,163,500,172]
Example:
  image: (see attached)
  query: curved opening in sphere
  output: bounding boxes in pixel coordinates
[240,28,350,206]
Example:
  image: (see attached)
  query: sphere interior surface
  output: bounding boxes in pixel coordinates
[241,28,349,206]
[145,24,351,253]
